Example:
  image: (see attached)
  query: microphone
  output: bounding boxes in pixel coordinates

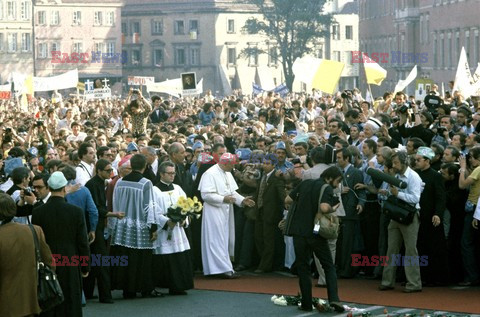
[366,167,408,189]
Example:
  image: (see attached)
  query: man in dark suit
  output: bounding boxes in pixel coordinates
[149,96,168,124]
[254,154,285,273]
[141,146,160,186]
[169,142,193,197]
[284,166,344,312]
[32,172,90,317]
[335,148,365,278]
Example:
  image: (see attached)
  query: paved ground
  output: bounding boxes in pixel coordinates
[83,289,479,317]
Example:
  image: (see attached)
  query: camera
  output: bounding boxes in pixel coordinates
[341,90,353,100]
[132,89,140,94]
[291,158,302,165]
[245,127,253,134]
[437,127,447,136]
[24,187,33,196]
[284,107,294,115]
[230,113,239,123]
[36,120,44,127]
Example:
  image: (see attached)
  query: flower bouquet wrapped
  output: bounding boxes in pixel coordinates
[166,196,202,239]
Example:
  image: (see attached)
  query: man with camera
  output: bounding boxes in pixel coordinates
[396,92,435,146]
[125,88,152,138]
[379,151,423,293]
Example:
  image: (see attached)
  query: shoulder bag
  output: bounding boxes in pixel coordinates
[315,184,340,240]
[382,195,417,225]
[29,225,64,311]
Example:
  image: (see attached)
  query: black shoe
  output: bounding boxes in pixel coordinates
[315,284,327,288]
[99,298,114,304]
[378,285,394,291]
[330,302,345,312]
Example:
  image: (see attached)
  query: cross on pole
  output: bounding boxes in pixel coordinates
[85,79,94,91]
[102,78,110,88]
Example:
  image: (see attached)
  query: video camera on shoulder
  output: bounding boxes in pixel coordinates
[397,101,412,114]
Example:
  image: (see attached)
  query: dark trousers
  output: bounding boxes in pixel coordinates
[293,235,340,309]
[255,207,278,271]
[461,212,480,283]
[360,200,380,275]
[336,219,358,277]
[83,228,112,301]
[234,205,257,268]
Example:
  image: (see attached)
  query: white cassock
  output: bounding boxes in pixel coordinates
[151,184,190,255]
[198,164,245,275]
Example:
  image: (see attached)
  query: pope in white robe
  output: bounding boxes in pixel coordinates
[198,153,255,277]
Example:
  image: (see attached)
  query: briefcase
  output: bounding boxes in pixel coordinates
[383,196,417,225]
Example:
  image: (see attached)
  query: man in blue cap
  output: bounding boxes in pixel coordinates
[274,141,293,174]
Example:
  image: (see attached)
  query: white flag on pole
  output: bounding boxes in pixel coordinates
[393,65,417,94]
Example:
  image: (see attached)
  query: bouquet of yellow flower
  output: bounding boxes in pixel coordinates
[166,196,202,240]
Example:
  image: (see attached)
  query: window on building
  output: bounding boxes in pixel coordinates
[190,47,200,65]
[227,19,235,33]
[227,47,236,65]
[333,51,341,61]
[345,25,353,40]
[121,22,127,34]
[465,30,470,60]
[7,1,16,20]
[107,42,115,54]
[248,46,258,66]
[189,20,199,34]
[153,49,163,66]
[105,12,114,26]
[73,42,83,53]
[50,11,59,25]
[38,43,47,58]
[51,42,60,55]
[0,34,4,51]
[152,20,163,35]
[132,49,141,65]
[433,36,438,67]
[346,51,353,64]
[7,33,16,52]
[0,1,4,20]
[269,46,278,65]
[174,20,184,35]
[21,33,30,51]
[332,24,340,40]
[73,11,81,25]
[38,11,46,25]
[175,47,185,65]
[440,36,445,67]
[132,21,140,34]
[94,11,102,26]
[20,1,30,20]
[94,42,105,53]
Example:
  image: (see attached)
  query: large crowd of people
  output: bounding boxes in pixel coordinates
[1,83,480,315]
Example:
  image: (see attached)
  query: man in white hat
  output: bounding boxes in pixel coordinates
[198,152,255,278]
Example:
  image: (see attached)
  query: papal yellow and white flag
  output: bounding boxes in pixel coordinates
[362,53,387,86]
[292,56,344,94]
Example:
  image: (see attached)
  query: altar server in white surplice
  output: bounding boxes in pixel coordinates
[150,161,193,295]
[198,153,255,278]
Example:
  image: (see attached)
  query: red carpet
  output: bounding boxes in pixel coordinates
[194,274,480,314]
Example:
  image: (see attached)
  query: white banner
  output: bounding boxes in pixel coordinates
[84,87,112,100]
[0,83,10,91]
[33,69,79,92]
[128,76,154,86]
[453,47,476,97]
[394,65,417,94]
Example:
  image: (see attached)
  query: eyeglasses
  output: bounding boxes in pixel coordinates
[103,168,113,172]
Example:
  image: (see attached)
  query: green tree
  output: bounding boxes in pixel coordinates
[240,0,333,91]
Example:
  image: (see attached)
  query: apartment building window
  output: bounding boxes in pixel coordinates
[21,33,30,51]
[175,47,186,65]
[269,46,278,65]
[345,25,353,40]
[174,20,184,35]
[332,24,340,40]
[152,20,163,35]
[51,42,60,55]
[121,22,127,34]
[7,33,16,52]
[73,42,83,53]
[94,42,105,53]
[38,43,47,58]
[0,34,4,51]
[107,42,115,54]
[190,47,200,65]
[105,12,114,26]
[38,11,46,25]
[333,51,341,61]
[132,21,140,34]
[189,20,199,34]
[7,1,16,20]
[248,49,258,66]
[20,1,30,20]
[0,1,3,20]
[50,11,59,25]
[227,47,236,65]
[73,11,81,25]
[94,12,102,26]
[153,49,163,66]
[227,19,235,33]
[132,49,141,65]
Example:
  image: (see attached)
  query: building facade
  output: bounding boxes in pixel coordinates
[0,0,34,83]
[33,0,123,80]
[359,0,480,97]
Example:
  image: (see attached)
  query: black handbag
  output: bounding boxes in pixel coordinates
[382,196,417,225]
[29,225,64,311]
